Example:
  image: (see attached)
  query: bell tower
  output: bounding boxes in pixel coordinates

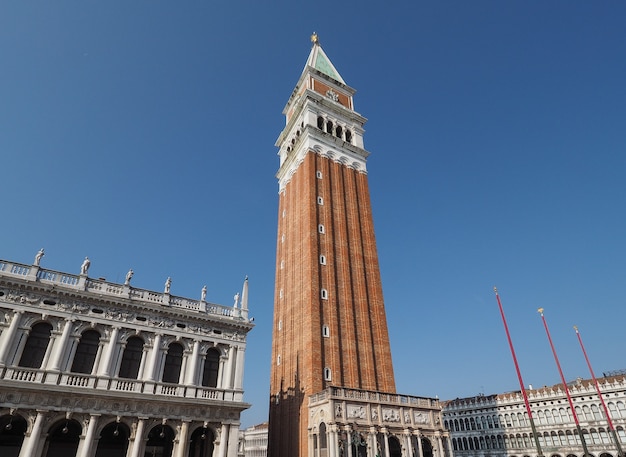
[268,34,396,457]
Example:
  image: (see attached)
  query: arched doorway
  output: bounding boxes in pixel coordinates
[188,426,215,457]
[145,424,175,457]
[43,419,81,457]
[388,435,402,457]
[0,414,28,457]
[421,438,434,457]
[95,421,130,457]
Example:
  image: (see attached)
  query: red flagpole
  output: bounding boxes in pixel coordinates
[494,287,543,457]
[538,308,590,457]
[574,325,624,457]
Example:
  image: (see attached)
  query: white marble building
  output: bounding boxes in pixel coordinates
[0,253,253,457]
[238,422,268,457]
[442,374,626,457]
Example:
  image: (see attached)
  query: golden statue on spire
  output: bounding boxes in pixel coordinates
[311,32,319,45]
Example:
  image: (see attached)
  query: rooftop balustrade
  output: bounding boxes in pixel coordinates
[0,259,240,319]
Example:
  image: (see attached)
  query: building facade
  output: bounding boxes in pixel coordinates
[443,375,626,457]
[268,34,449,457]
[0,254,253,457]
[239,422,268,457]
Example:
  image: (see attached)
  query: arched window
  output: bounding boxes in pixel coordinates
[319,423,328,451]
[324,367,331,381]
[71,330,101,374]
[95,421,130,456]
[617,426,626,444]
[0,413,28,452]
[322,325,330,338]
[320,255,326,265]
[317,196,324,205]
[18,322,53,368]
[118,337,144,379]
[336,125,343,139]
[162,342,183,383]
[326,121,333,134]
[318,224,325,234]
[145,424,174,457]
[592,404,603,420]
[537,410,546,425]
[317,117,324,130]
[599,428,610,444]
[189,426,214,457]
[320,289,328,300]
[46,420,81,456]
[202,348,220,388]
[345,130,352,143]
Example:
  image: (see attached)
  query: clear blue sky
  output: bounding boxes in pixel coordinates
[2,2,625,428]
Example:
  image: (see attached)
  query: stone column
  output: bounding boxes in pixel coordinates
[217,355,226,389]
[91,339,105,375]
[382,429,390,457]
[227,424,239,457]
[19,410,45,457]
[39,330,55,370]
[445,435,452,457]
[77,414,100,457]
[146,333,162,381]
[436,435,443,457]
[223,346,235,389]
[233,345,245,390]
[345,425,354,457]
[173,420,190,457]
[0,310,23,365]
[416,432,423,457]
[404,431,413,457]
[219,424,230,457]
[48,319,74,371]
[98,327,120,376]
[137,345,149,380]
[129,418,147,457]
[186,340,200,385]
[368,428,378,457]
[328,424,338,457]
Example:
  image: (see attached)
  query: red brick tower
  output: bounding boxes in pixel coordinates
[268,34,396,457]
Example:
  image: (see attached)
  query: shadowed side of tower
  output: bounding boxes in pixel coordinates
[268,35,396,457]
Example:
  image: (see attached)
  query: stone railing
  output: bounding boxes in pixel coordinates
[310,387,439,408]
[1,366,244,402]
[0,259,237,318]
